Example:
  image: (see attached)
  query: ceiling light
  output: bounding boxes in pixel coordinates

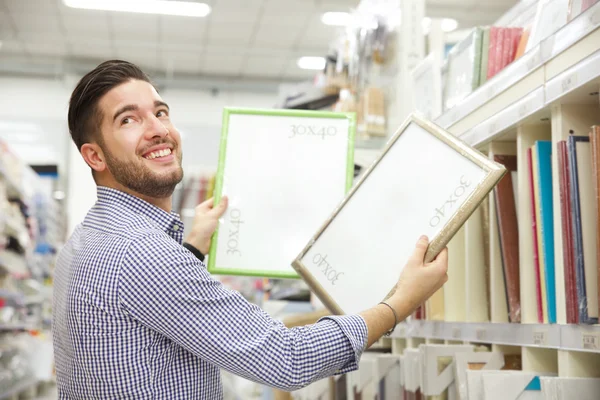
[321,12,351,26]
[297,56,326,71]
[63,0,211,17]
[441,18,458,32]
[53,191,66,200]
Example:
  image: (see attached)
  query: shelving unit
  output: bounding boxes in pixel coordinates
[0,139,62,398]
[290,2,600,399]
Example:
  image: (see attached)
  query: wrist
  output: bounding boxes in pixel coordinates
[386,292,412,323]
[183,242,205,262]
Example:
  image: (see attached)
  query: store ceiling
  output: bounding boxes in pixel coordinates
[0,0,517,84]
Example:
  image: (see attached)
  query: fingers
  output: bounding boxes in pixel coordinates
[196,197,215,211]
[410,235,429,263]
[209,196,229,218]
[430,247,449,281]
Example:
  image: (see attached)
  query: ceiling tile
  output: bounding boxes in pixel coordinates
[209,0,262,24]
[57,4,110,23]
[24,41,68,57]
[19,32,65,45]
[242,55,287,77]
[67,32,112,48]
[61,14,110,36]
[114,50,157,70]
[252,24,300,48]
[160,16,207,43]
[0,12,17,39]
[259,12,309,28]
[202,54,244,75]
[160,42,204,55]
[110,14,159,41]
[9,13,62,34]
[207,23,254,46]
[0,39,25,54]
[5,0,58,15]
[159,51,202,74]
[263,0,316,16]
[69,43,114,59]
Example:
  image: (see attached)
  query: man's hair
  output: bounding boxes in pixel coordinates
[68,60,152,150]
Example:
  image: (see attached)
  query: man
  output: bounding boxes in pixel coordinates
[53,59,449,399]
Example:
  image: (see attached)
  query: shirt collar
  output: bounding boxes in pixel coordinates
[95,186,184,242]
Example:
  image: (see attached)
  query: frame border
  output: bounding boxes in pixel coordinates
[291,111,506,314]
[207,107,357,279]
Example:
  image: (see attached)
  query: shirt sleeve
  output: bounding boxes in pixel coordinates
[117,233,368,391]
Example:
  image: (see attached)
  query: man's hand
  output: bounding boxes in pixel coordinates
[387,235,449,316]
[184,196,229,255]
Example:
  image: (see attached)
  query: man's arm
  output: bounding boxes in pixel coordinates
[119,235,367,391]
[359,236,448,347]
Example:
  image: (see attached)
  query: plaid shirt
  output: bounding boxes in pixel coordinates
[53,186,367,399]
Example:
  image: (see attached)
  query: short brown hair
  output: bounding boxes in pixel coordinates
[68,60,152,150]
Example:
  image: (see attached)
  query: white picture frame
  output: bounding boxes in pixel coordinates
[207,107,355,279]
[291,112,506,315]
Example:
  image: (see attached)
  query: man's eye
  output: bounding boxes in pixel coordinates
[157,110,169,118]
[121,117,132,125]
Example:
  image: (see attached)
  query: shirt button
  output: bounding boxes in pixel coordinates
[173,225,180,231]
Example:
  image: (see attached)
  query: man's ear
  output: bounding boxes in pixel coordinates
[81,143,106,173]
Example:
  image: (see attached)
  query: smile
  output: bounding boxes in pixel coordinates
[144,148,172,160]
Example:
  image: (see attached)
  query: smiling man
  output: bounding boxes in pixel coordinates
[52,60,449,399]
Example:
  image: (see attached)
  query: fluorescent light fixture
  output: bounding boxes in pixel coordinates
[297,56,326,70]
[53,191,66,200]
[63,0,211,17]
[321,11,351,26]
[441,18,458,32]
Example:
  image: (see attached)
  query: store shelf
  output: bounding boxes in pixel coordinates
[0,378,38,400]
[433,2,600,146]
[545,47,600,105]
[460,86,547,147]
[392,320,600,353]
[436,45,544,131]
[0,323,34,332]
[355,136,388,150]
[0,165,24,200]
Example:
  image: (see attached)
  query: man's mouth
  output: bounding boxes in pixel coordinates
[144,148,173,160]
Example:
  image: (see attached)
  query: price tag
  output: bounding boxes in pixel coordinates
[582,333,600,350]
[561,73,578,94]
[533,330,547,346]
[452,327,461,339]
[475,328,486,341]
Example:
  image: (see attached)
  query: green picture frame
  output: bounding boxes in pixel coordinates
[207,107,356,279]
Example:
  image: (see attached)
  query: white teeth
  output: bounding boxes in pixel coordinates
[145,148,172,159]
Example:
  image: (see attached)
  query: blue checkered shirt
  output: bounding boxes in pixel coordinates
[53,187,367,399]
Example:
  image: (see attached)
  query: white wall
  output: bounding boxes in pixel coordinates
[0,75,279,235]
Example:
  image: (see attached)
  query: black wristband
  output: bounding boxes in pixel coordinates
[183,242,205,262]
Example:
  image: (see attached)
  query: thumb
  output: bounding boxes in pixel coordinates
[411,235,429,263]
[209,196,229,218]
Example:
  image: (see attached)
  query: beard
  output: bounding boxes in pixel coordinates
[102,141,184,198]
